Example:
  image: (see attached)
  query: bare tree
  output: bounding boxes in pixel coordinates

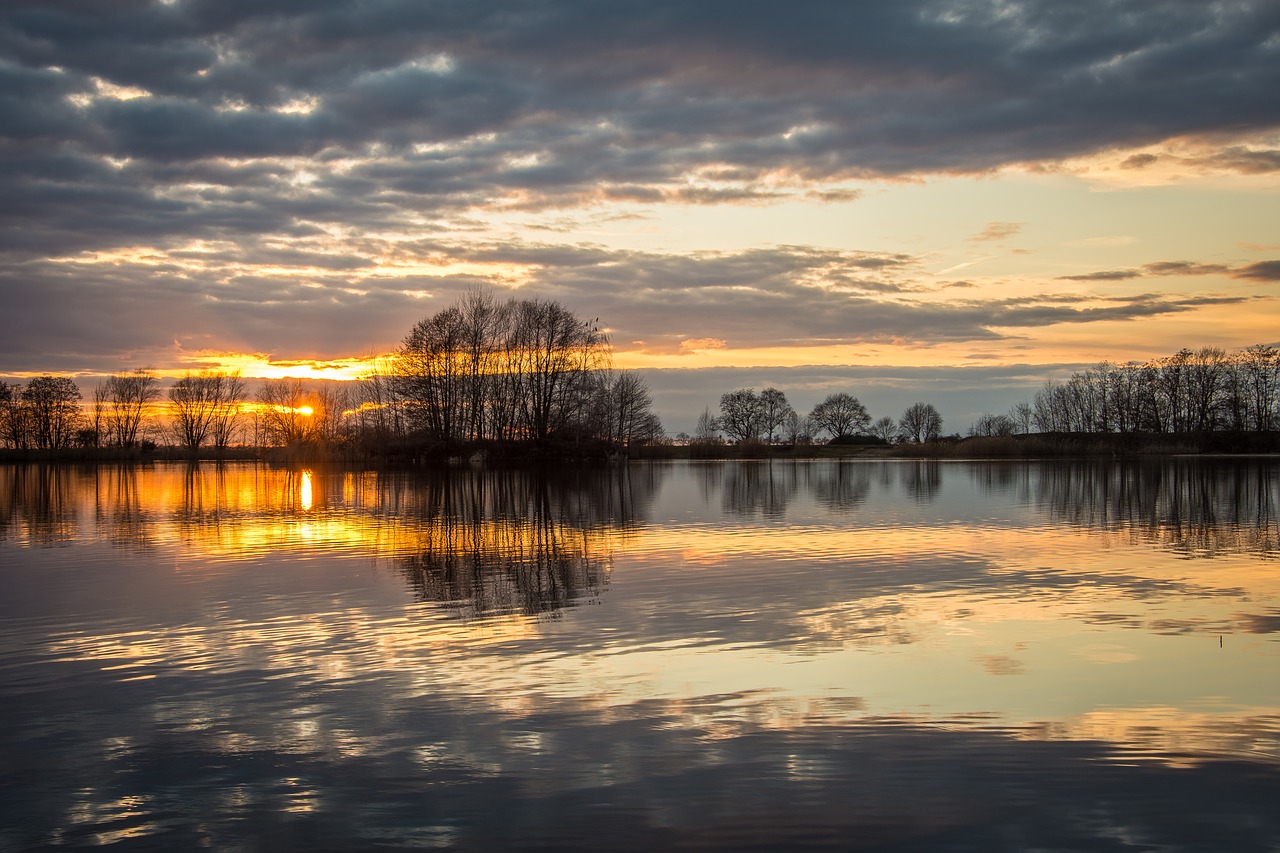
[256,379,316,446]
[169,373,217,452]
[169,372,246,453]
[1238,344,1280,431]
[808,393,871,440]
[694,407,721,443]
[899,402,942,444]
[783,410,811,444]
[311,384,352,446]
[21,375,83,449]
[1009,402,1033,435]
[871,415,897,443]
[0,381,31,449]
[718,389,765,443]
[970,413,1015,437]
[758,387,793,444]
[598,370,658,449]
[208,372,246,450]
[101,369,160,447]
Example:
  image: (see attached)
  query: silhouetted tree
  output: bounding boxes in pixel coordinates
[256,379,316,446]
[872,416,897,443]
[21,376,83,449]
[718,389,765,443]
[101,368,160,448]
[899,402,942,443]
[0,381,31,450]
[808,393,871,440]
[759,387,793,443]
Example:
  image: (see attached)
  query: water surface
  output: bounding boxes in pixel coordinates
[2,460,1278,850]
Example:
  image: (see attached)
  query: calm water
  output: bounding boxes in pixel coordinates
[2,459,1278,851]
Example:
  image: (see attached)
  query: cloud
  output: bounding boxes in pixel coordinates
[969,222,1023,242]
[1058,260,1260,282]
[2,1,1279,256]
[1056,270,1143,281]
[1,1,1277,385]
[4,238,1250,376]
[1232,260,1280,281]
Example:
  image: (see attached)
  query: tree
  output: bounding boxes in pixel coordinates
[597,371,659,449]
[100,368,160,447]
[693,407,721,443]
[169,373,218,452]
[782,410,811,445]
[207,373,246,450]
[758,387,793,444]
[510,298,607,442]
[871,416,897,443]
[1009,402,1033,435]
[970,413,1015,437]
[808,393,870,440]
[21,375,83,449]
[256,379,316,446]
[395,306,469,444]
[1237,344,1280,431]
[393,296,609,445]
[899,402,942,444]
[718,389,765,443]
[0,381,31,450]
[168,371,246,453]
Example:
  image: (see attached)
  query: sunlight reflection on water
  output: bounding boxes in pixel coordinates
[1,459,1278,850]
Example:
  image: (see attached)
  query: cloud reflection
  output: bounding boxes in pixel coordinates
[3,460,1280,849]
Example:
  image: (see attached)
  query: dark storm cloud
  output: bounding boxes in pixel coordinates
[3,0,1280,255]
[2,0,1277,376]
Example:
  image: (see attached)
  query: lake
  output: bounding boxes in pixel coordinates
[2,459,1278,851]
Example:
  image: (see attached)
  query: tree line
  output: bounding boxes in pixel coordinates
[689,387,943,446]
[0,294,664,458]
[969,345,1280,437]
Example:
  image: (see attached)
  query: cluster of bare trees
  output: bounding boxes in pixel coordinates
[1,376,85,450]
[695,387,943,445]
[2,294,662,457]
[0,369,249,453]
[376,292,662,451]
[91,369,161,448]
[170,372,247,452]
[1028,345,1280,435]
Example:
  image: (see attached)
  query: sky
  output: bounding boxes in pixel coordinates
[2,0,1278,434]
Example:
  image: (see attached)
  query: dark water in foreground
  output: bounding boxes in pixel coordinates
[1,459,1278,851]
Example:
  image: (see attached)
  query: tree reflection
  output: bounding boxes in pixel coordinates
[388,468,657,619]
[899,460,942,503]
[1032,461,1279,557]
[812,461,873,512]
[718,461,800,518]
[93,465,155,548]
[0,464,81,544]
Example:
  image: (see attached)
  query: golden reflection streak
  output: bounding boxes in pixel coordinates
[299,470,313,512]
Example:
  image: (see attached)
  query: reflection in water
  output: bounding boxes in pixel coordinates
[1026,461,1280,557]
[0,462,660,618]
[390,472,641,619]
[900,459,942,503]
[2,460,1279,850]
